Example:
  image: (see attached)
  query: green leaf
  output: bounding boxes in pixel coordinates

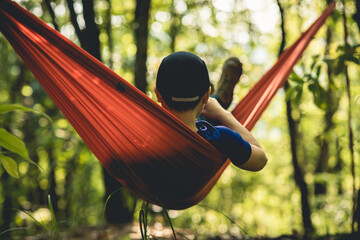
[0,104,34,114]
[0,104,52,124]
[310,56,319,70]
[337,43,351,53]
[293,85,303,107]
[0,156,19,178]
[315,65,321,78]
[314,89,328,110]
[289,72,304,83]
[347,56,359,65]
[334,57,345,75]
[323,58,336,64]
[304,73,314,81]
[0,128,30,160]
[285,86,295,101]
[308,83,316,93]
[309,83,328,110]
[0,129,41,169]
[48,195,60,239]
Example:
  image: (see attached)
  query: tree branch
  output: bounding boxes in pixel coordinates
[66,0,87,49]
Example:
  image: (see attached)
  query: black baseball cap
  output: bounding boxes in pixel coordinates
[156,51,210,103]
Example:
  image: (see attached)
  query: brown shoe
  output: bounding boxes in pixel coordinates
[214,57,242,109]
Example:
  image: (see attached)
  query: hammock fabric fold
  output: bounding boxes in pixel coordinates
[0,0,335,209]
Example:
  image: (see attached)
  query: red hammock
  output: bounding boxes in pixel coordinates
[0,0,335,210]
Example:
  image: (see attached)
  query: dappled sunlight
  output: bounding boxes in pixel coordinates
[0,0,359,239]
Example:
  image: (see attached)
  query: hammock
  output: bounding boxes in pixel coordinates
[0,0,335,210]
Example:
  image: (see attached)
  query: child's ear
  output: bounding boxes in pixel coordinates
[203,87,211,104]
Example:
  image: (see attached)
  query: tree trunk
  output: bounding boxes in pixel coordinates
[47,140,59,214]
[355,189,360,232]
[105,0,114,69]
[65,0,133,223]
[284,93,314,233]
[102,169,132,223]
[314,23,337,196]
[82,0,101,60]
[1,173,11,232]
[134,0,151,93]
[169,0,180,52]
[276,0,314,233]
[66,0,86,48]
[353,0,360,31]
[341,0,357,232]
[43,0,59,31]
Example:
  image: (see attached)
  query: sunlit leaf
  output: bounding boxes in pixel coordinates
[323,58,336,65]
[285,86,295,101]
[293,84,303,107]
[48,195,60,239]
[304,73,314,81]
[316,65,321,78]
[308,83,315,92]
[0,104,34,114]
[310,55,320,70]
[337,43,351,53]
[0,155,19,178]
[0,104,52,123]
[0,128,30,160]
[289,72,304,83]
[309,83,328,110]
[334,57,345,75]
[347,56,359,65]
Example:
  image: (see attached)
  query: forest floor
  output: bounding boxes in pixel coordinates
[12,222,360,240]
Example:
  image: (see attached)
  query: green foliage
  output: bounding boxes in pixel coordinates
[139,201,150,240]
[0,104,49,177]
[0,128,30,160]
[48,195,60,240]
[287,43,360,111]
[0,104,52,123]
[287,55,329,110]
[0,156,19,178]
[162,208,177,240]
[324,43,360,75]
[1,197,62,239]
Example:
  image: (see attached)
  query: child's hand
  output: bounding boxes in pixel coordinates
[201,97,229,120]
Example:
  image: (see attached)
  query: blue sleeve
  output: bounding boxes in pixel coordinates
[215,126,252,166]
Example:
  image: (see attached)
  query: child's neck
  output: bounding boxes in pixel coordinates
[169,109,199,132]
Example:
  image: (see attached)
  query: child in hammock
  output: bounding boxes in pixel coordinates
[155,51,267,171]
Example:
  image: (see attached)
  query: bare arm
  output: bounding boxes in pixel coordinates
[201,98,267,171]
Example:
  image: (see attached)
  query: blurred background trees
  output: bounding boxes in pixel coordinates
[0,0,359,238]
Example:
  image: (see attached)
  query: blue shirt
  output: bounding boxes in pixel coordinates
[196,120,252,166]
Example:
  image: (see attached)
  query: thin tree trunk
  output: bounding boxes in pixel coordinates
[277,0,314,233]
[134,0,151,93]
[43,0,59,31]
[355,189,360,232]
[341,0,357,232]
[105,0,114,69]
[314,19,338,196]
[66,0,86,48]
[47,140,59,214]
[41,0,61,213]
[169,0,179,52]
[82,0,101,60]
[65,0,132,223]
[353,0,360,31]
[1,173,11,232]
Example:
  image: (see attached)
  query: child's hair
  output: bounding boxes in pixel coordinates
[156,51,210,112]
